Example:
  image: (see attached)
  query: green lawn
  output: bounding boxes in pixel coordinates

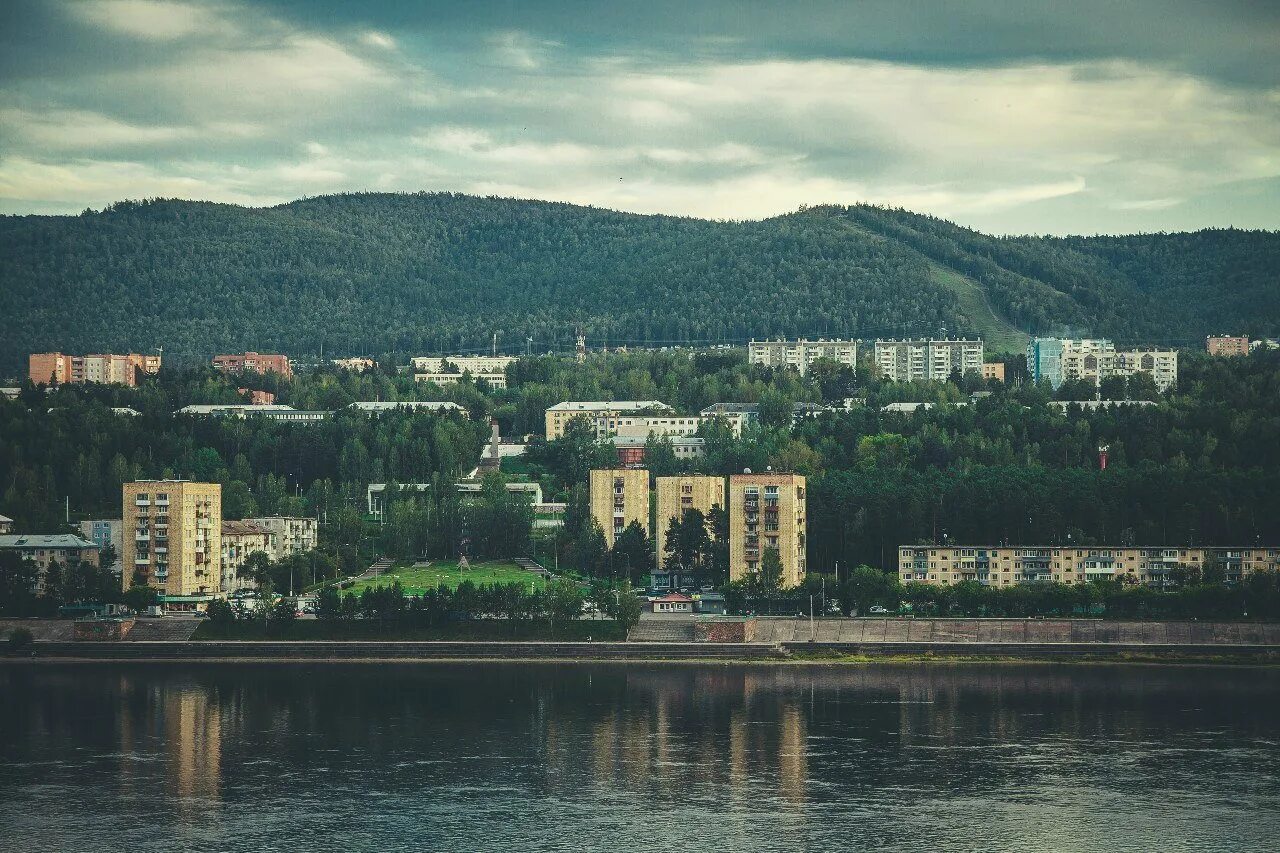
[343,560,546,596]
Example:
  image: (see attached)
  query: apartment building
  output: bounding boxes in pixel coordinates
[0,514,12,534]
[981,363,1006,382]
[211,352,293,378]
[613,435,705,466]
[79,518,124,574]
[0,534,99,593]
[1206,336,1250,356]
[244,516,318,558]
[416,372,508,389]
[29,352,161,387]
[238,389,276,405]
[898,545,1280,588]
[1114,349,1179,391]
[589,468,650,548]
[545,401,673,440]
[332,357,377,371]
[220,520,272,593]
[748,339,858,375]
[1026,338,1178,391]
[410,355,516,374]
[727,473,806,586]
[654,475,725,564]
[698,402,827,434]
[874,339,984,382]
[122,480,221,597]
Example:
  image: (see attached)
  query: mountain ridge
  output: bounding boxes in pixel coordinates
[1,192,1276,371]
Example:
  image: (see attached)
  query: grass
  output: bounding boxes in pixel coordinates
[342,560,546,597]
[927,263,1030,354]
[192,619,625,642]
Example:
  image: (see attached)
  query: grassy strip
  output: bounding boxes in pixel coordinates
[192,619,625,642]
[342,560,546,596]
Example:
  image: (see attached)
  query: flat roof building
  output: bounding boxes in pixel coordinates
[899,545,1280,589]
[728,472,806,587]
[589,468,650,548]
[0,533,99,594]
[123,480,221,597]
[874,339,984,382]
[748,339,857,375]
[545,401,673,440]
[212,352,293,378]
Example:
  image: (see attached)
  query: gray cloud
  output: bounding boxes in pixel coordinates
[0,0,1278,233]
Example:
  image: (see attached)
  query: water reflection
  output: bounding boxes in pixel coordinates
[1,663,1278,852]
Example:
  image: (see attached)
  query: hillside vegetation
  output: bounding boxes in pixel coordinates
[1,193,1276,370]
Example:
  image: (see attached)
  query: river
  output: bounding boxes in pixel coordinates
[1,662,1277,852]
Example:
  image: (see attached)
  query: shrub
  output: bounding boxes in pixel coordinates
[7,627,35,652]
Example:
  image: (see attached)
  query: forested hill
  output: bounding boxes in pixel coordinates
[1,193,1276,371]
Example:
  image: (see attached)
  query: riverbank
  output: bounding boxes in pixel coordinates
[4,639,1278,664]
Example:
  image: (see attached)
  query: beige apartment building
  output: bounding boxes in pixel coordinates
[122,480,221,597]
[244,516,318,557]
[220,520,272,593]
[728,473,806,586]
[898,545,1280,588]
[545,401,674,440]
[589,468,650,547]
[1114,349,1179,391]
[1027,338,1178,391]
[748,339,858,375]
[29,352,161,387]
[654,475,726,566]
[874,339,984,382]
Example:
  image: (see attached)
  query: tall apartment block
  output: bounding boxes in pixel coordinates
[545,401,674,440]
[589,468,650,548]
[1206,336,1250,356]
[1026,338,1178,391]
[654,475,726,568]
[728,473,806,586]
[748,339,858,375]
[122,480,221,597]
[899,545,1280,589]
[211,352,294,378]
[29,352,161,387]
[244,516,318,557]
[874,339,984,382]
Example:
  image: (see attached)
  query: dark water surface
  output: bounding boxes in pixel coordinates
[1,662,1278,852]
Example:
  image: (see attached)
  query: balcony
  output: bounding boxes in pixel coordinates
[134,497,151,506]
[134,555,150,564]
[134,533,150,542]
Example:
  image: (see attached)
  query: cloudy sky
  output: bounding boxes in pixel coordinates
[1,0,1278,234]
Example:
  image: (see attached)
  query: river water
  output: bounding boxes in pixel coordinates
[1,662,1277,852]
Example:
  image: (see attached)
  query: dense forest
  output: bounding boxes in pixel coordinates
[2,193,1277,372]
[5,347,1279,585]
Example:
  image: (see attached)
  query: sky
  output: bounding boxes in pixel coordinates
[1,0,1278,234]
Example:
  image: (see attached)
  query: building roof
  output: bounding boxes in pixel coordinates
[654,592,694,602]
[178,404,297,414]
[222,520,269,536]
[548,400,672,412]
[0,514,11,523]
[349,401,466,412]
[0,534,98,549]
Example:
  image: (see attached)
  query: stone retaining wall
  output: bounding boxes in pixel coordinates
[745,618,1280,645]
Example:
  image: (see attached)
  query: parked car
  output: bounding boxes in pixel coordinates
[869,605,890,614]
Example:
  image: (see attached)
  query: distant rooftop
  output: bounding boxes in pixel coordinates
[349,401,466,412]
[548,401,673,412]
[0,533,97,549]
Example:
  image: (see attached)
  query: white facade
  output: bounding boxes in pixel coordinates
[874,339,984,382]
[410,355,516,374]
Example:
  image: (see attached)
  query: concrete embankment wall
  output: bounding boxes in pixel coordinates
[748,618,1280,645]
[13,640,785,661]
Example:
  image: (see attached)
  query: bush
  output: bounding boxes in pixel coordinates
[205,599,236,626]
[7,627,34,652]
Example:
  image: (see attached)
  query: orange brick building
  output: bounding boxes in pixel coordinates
[212,352,293,378]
